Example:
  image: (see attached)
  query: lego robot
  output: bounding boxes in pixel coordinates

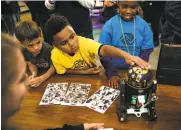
[117,65,158,122]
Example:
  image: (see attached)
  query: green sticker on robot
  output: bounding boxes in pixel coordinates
[131,95,137,105]
[131,95,147,105]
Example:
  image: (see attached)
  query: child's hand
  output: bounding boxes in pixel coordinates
[125,55,151,69]
[83,123,104,130]
[85,66,103,74]
[29,76,44,88]
[29,72,37,80]
[109,76,119,88]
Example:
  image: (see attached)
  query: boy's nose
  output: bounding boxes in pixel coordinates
[68,41,74,47]
[125,8,132,13]
[34,45,39,50]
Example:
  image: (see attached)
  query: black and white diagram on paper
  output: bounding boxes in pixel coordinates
[61,83,91,106]
[40,83,68,105]
[85,86,120,114]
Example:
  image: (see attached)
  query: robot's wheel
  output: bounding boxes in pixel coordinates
[120,114,126,122]
[148,104,157,121]
[148,114,157,121]
[117,107,127,122]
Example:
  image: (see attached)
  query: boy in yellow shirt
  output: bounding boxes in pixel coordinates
[45,15,150,76]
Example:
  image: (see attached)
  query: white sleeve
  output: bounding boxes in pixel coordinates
[6,0,11,4]
[45,0,56,10]
[77,0,95,9]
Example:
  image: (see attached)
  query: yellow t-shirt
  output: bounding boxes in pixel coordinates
[51,36,102,74]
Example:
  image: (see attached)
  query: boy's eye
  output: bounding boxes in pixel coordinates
[121,4,128,8]
[131,5,138,9]
[28,45,33,47]
[60,41,68,46]
[120,4,138,9]
[70,34,74,39]
[36,41,40,45]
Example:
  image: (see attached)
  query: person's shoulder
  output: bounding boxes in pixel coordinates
[78,36,101,50]
[42,42,53,50]
[78,36,94,44]
[105,14,119,25]
[102,14,119,31]
[136,15,149,25]
[51,47,60,54]
[135,15,150,29]
[51,47,63,60]
[21,47,30,55]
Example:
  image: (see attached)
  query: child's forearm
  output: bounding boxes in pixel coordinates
[66,67,102,75]
[100,57,117,79]
[66,69,87,75]
[27,61,38,76]
[140,49,153,62]
[100,45,130,59]
[40,65,55,81]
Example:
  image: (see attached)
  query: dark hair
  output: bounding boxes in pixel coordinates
[1,33,20,94]
[45,14,70,43]
[15,21,41,43]
[117,1,140,5]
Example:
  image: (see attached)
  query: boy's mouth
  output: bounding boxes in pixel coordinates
[123,15,133,20]
[34,50,41,55]
[124,14,132,18]
[72,47,78,53]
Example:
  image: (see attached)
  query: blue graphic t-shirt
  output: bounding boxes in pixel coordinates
[99,14,154,68]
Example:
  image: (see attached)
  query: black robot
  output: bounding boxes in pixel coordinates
[117,65,158,122]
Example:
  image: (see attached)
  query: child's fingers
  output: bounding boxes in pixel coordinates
[112,80,118,88]
[30,82,39,87]
[137,58,151,69]
[29,79,38,86]
[109,80,113,88]
[94,66,103,70]
[94,66,101,70]
[109,79,111,87]
[93,69,102,74]
[114,81,118,88]
[31,84,37,88]
[94,67,103,73]
[28,80,34,85]
[132,57,145,69]
[28,75,33,80]
[109,79,116,88]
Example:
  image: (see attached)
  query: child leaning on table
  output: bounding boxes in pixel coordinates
[1,33,105,130]
[15,21,55,87]
[44,14,150,77]
[99,1,154,88]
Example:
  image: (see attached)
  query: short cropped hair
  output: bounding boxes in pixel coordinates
[15,21,41,43]
[117,1,140,5]
[45,14,70,43]
[1,33,20,94]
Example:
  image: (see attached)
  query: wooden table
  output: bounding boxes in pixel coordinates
[8,72,181,130]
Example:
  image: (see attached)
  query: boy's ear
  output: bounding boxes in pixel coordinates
[52,41,56,47]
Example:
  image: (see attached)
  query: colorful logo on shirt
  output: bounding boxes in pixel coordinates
[120,33,134,45]
[72,59,89,69]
